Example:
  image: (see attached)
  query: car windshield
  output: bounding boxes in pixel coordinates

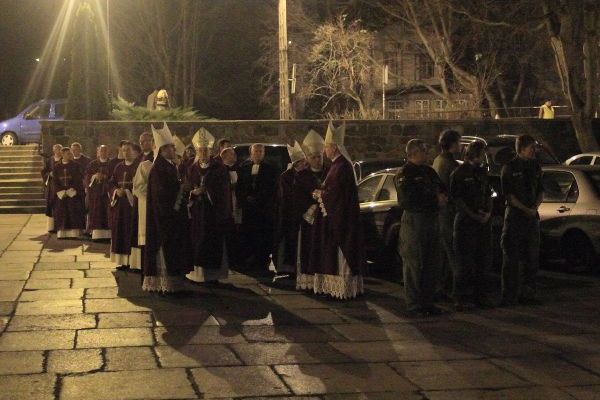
[487,144,557,166]
[360,160,405,178]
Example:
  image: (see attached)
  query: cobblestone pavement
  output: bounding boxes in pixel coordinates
[1,214,600,399]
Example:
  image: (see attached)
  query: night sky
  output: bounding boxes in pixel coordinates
[0,0,66,119]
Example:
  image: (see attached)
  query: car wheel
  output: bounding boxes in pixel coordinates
[0,132,18,146]
[562,231,595,273]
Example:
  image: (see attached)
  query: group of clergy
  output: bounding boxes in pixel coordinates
[41,121,365,299]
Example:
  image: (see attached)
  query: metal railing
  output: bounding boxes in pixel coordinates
[385,105,572,120]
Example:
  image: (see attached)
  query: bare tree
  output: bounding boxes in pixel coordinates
[110,0,207,108]
[543,0,600,151]
[303,16,379,118]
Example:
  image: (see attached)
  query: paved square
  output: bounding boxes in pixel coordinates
[1,214,600,399]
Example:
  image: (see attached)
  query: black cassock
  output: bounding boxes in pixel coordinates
[41,155,61,230]
[143,154,192,292]
[272,167,300,274]
[186,160,233,282]
[52,161,86,238]
[85,159,111,239]
[109,161,138,265]
[236,161,279,270]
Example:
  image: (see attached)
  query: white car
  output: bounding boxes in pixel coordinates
[564,152,600,166]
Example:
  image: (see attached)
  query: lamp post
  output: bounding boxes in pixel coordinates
[106,0,111,99]
[278,0,290,120]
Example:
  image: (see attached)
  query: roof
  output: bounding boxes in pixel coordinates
[543,165,600,173]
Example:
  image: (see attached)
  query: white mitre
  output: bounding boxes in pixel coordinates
[287,140,306,163]
[324,120,345,146]
[302,129,324,154]
[172,134,186,157]
[192,127,215,150]
[151,122,175,161]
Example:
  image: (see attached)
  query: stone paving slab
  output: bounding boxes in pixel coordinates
[24,279,71,289]
[105,346,158,371]
[232,342,352,365]
[60,369,196,400]
[47,348,103,374]
[191,365,290,398]
[76,327,154,348]
[19,288,84,301]
[156,344,241,368]
[274,363,418,395]
[7,314,96,331]
[0,351,44,375]
[0,374,56,400]
[84,298,152,313]
[0,330,75,351]
[15,299,83,315]
[97,312,152,328]
[154,326,247,345]
[424,387,576,400]
[390,359,527,390]
[490,354,600,386]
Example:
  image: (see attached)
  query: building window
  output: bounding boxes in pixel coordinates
[415,54,434,80]
[415,99,430,119]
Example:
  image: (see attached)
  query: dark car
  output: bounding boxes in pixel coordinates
[353,158,406,182]
[233,143,290,173]
[459,135,560,176]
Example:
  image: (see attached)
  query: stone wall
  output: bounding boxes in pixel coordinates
[41,118,596,161]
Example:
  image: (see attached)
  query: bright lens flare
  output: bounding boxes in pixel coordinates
[21,0,122,110]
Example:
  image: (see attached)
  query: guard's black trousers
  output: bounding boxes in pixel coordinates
[453,214,492,303]
[501,208,540,303]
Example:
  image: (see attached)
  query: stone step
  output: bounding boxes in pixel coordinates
[0,192,44,200]
[0,160,44,166]
[0,198,46,207]
[0,155,43,162]
[0,205,45,214]
[0,177,43,185]
[0,172,41,180]
[0,148,40,155]
[0,166,44,174]
[0,185,43,194]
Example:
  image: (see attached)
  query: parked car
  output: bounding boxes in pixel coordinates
[538,165,600,271]
[353,158,406,182]
[459,135,560,175]
[357,166,504,278]
[358,164,600,276]
[564,152,600,166]
[233,143,290,173]
[0,99,66,146]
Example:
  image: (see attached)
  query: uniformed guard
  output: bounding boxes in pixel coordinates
[432,129,461,300]
[450,141,494,310]
[500,135,543,306]
[395,139,448,317]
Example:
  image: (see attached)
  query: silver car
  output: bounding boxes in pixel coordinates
[564,152,600,166]
[539,165,600,271]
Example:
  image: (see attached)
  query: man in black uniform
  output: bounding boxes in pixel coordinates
[500,135,543,306]
[450,141,494,310]
[395,139,448,317]
[432,129,461,299]
[237,144,279,271]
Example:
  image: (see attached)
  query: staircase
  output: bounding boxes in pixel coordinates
[0,145,45,214]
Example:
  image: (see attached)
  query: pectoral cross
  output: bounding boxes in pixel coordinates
[59,168,71,187]
[118,172,132,190]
